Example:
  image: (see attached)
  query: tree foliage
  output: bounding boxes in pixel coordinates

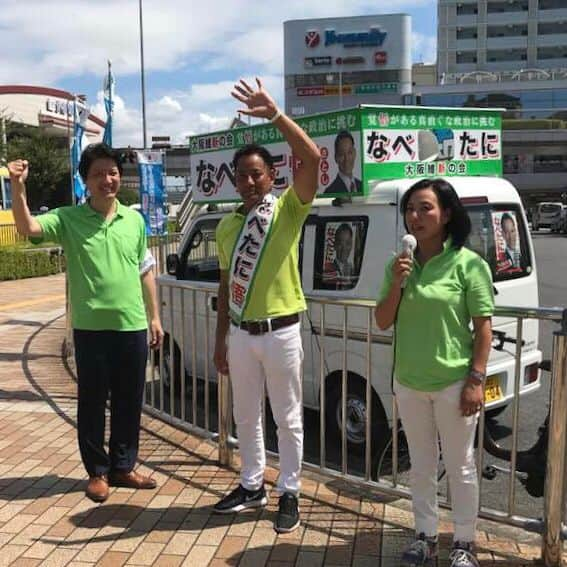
[117,187,140,206]
[6,125,70,210]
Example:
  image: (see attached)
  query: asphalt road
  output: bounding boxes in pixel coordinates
[483,229,567,519]
[151,230,566,519]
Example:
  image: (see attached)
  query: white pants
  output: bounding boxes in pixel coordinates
[394,379,479,542]
[228,322,303,495]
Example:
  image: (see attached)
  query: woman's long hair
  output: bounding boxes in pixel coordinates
[400,178,471,249]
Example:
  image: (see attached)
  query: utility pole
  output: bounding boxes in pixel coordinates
[139,0,148,149]
[0,117,6,209]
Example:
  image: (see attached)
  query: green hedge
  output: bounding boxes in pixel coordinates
[0,248,65,281]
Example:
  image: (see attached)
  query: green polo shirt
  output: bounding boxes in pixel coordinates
[33,202,148,331]
[216,187,311,321]
[378,239,494,391]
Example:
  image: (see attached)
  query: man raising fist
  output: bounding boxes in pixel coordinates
[8,146,163,503]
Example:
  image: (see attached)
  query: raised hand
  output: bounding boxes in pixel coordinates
[7,159,29,185]
[231,78,278,121]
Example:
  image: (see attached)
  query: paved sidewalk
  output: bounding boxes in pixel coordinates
[0,274,553,566]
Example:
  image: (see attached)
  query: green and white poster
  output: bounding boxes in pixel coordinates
[188,105,502,204]
[360,106,502,181]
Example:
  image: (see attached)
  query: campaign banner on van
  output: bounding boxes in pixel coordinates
[188,109,363,203]
[136,150,167,235]
[361,107,502,180]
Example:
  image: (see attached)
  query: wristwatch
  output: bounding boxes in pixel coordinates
[468,369,486,384]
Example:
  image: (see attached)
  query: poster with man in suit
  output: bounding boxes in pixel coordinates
[323,131,362,194]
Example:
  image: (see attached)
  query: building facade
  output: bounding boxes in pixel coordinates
[0,86,105,210]
[284,15,412,117]
[0,85,104,142]
[438,0,566,80]
[425,0,567,205]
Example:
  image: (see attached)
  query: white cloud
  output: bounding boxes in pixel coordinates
[0,0,436,82]
[412,32,437,65]
[153,96,183,115]
[90,74,285,147]
[1,0,437,145]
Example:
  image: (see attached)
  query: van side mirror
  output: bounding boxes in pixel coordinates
[166,253,180,277]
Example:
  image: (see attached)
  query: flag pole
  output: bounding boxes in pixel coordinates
[104,60,114,147]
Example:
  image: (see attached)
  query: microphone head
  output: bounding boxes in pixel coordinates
[401,234,417,253]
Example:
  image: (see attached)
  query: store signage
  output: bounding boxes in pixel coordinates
[45,99,73,117]
[324,85,353,96]
[297,87,325,97]
[304,56,332,67]
[355,82,397,94]
[325,27,387,48]
[297,86,354,97]
[305,30,321,48]
[374,51,387,65]
[336,56,365,65]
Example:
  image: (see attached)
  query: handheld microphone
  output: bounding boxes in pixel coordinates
[400,234,417,289]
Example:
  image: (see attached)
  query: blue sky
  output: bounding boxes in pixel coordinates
[1,0,437,147]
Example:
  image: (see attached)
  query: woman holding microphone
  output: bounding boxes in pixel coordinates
[375,178,494,567]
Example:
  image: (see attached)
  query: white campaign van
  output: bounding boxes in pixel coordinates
[157,104,541,461]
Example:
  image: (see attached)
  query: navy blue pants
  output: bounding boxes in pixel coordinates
[74,329,148,477]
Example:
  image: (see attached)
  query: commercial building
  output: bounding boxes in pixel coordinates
[0,85,104,142]
[284,15,413,117]
[438,0,566,78]
[423,0,567,204]
[0,85,105,210]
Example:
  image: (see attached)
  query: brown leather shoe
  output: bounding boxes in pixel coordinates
[86,475,109,502]
[109,470,157,489]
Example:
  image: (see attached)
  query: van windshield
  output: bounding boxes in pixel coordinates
[465,205,532,282]
[540,204,561,214]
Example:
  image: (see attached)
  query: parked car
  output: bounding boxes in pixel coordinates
[550,204,567,234]
[532,202,563,231]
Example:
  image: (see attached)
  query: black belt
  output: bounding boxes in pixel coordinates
[232,313,300,335]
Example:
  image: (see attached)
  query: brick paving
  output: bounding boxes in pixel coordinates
[0,273,555,565]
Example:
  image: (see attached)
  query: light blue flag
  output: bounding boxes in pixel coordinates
[72,101,89,203]
[136,150,168,236]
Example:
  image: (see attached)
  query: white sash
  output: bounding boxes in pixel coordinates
[228,193,277,323]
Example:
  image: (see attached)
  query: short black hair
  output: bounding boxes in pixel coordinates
[334,130,355,154]
[400,178,471,249]
[232,144,274,170]
[335,222,353,241]
[78,143,123,181]
[501,212,515,227]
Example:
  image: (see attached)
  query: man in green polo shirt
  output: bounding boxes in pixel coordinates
[212,78,320,534]
[8,144,163,503]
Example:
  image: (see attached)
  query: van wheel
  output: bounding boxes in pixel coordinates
[325,374,389,458]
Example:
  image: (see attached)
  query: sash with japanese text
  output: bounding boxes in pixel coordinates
[228,193,277,323]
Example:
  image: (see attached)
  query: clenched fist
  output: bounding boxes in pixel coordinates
[7,159,29,185]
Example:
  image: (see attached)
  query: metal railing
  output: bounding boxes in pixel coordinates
[148,232,182,274]
[149,278,567,566]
